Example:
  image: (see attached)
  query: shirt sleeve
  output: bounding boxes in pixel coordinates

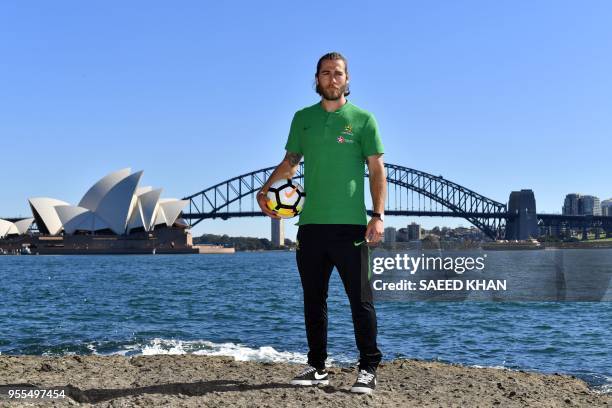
[284,112,303,154]
[361,113,385,157]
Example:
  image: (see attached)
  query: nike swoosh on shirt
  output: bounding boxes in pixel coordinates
[353,240,366,246]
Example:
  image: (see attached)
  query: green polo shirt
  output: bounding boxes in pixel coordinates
[285,101,384,226]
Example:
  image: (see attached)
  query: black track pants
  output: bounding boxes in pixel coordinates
[296,224,382,371]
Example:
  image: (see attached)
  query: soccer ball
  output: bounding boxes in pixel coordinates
[266,179,306,218]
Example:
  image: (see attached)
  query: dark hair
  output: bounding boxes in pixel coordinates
[315,51,350,97]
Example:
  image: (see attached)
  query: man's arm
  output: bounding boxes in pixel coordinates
[365,154,386,243]
[257,151,303,218]
[367,154,386,214]
[261,151,302,191]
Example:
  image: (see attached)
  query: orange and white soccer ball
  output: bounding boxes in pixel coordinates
[266,179,306,218]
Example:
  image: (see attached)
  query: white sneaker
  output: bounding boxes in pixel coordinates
[350,368,377,394]
[290,366,329,386]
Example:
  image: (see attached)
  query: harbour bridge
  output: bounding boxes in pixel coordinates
[181,163,612,240]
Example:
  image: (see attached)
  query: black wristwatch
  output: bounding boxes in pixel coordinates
[371,212,384,221]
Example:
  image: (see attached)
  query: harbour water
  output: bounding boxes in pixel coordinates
[0,251,610,392]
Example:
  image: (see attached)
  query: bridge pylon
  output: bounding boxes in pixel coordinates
[505,190,539,240]
[271,218,284,247]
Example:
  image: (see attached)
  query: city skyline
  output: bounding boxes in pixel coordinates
[3,168,608,240]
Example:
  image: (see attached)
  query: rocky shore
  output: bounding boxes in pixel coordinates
[0,355,609,407]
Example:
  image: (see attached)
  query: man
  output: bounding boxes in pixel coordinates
[257,52,386,394]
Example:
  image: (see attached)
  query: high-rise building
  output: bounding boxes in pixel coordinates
[384,227,397,243]
[563,194,604,216]
[407,222,422,241]
[580,195,601,216]
[562,194,581,215]
[271,218,284,247]
[396,228,408,242]
[601,199,612,216]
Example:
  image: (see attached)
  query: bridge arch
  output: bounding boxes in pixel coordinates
[182,163,508,239]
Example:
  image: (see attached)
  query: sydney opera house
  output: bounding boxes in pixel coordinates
[0,169,197,254]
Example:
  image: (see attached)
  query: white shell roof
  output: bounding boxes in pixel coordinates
[95,171,143,235]
[139,188,163,231]
[174,218,189,228]
[25,169,188,236]
[135,186,153,196]
[78,168,131,211]
[159,199,188,227]
[29,197,70,235]
[56,206,110,234]
[154,206,168,227]
[127,203,145,231]
[56,205,88,226]
[14,218,34,234]
[0,219,18,238]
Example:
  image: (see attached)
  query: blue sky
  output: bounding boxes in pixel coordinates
[1,1,610,240]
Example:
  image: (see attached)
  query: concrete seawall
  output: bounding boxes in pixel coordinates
[194,244,235,254]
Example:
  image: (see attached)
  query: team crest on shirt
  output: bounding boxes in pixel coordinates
[337,135,354,144]
[338,124,355,144]
[342,124,353,136]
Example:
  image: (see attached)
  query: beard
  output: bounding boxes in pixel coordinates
[317,83,347,101]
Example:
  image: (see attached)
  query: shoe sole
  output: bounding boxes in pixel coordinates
[350,386,374,394]
[291,379,329,386]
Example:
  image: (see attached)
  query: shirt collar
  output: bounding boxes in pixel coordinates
[317,100,350,114]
